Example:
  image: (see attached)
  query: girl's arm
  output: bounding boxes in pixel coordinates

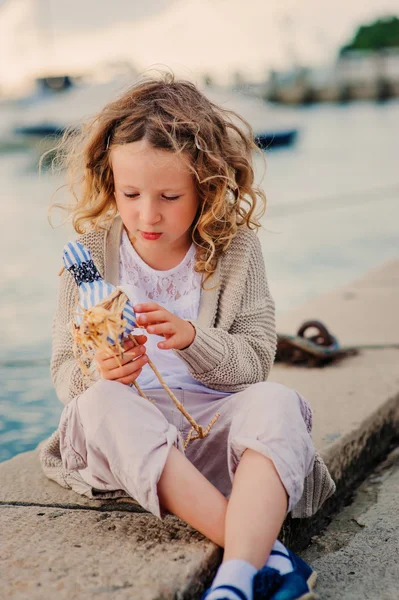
[175,233,277,392]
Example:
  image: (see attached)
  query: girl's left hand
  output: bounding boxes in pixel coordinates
[133,302,196,351]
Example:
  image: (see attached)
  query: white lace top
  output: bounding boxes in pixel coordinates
[118,229,226,394]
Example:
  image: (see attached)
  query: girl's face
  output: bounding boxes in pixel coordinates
[111,140,200,258]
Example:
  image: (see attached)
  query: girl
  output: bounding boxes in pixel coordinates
[45,72,335,600]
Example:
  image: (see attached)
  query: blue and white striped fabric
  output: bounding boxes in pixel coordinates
[62,241,137,338]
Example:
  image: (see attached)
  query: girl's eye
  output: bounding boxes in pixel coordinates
[122,193,180,201]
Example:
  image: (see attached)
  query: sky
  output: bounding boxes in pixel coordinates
[1,0,398,92]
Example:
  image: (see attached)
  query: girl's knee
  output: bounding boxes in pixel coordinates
[77,379,168,438]
[229,381,313,460]
[238,381,303,422]
[250,382,313,432]
[77,380,128,428]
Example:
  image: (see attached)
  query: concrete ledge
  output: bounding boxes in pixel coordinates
[1,505,221,600]
[1,260,398,598]
[0,450,149,511]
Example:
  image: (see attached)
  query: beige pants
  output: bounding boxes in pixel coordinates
[59,380,315,518]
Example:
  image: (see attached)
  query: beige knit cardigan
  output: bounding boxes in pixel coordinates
[39,215,335,518]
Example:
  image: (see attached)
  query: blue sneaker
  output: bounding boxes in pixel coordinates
[253,550,317,600]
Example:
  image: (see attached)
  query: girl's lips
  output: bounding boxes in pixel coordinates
[140,231,163,240]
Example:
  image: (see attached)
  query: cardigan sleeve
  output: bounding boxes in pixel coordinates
[175,235,277,392]
[50,268,95,406]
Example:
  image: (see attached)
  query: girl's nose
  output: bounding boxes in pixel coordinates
[140,198,162,225]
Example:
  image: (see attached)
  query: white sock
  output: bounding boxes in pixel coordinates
[207,559,257,600]
[265,540,293,575]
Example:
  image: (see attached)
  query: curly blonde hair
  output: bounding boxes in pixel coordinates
[49,71,267,284]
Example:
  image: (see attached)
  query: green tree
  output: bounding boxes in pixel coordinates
[340,16,399,54]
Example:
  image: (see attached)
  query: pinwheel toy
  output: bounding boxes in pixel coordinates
[60,241,220,449]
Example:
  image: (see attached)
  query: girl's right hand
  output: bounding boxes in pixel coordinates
[94,335,148,385]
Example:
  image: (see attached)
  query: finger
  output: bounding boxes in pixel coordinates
[95,348,119,366]
[131,334,147,345]
[123,338,135,350]
[133,302,160,313]
[95,335,147,366]
[157,336,178,350]
[121,335,147,351]
[96,341,133,363]
[147,322,175,336]
[119,347,147,367]
[105,346,146,369]
[115,368,143,385]
[136,310,167,326]
[109,349,148,377]
[104,354,149,380]
[103,335,147,361]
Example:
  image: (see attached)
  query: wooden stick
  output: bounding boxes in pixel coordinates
[127,333,220,438]
[131,380,155,403]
